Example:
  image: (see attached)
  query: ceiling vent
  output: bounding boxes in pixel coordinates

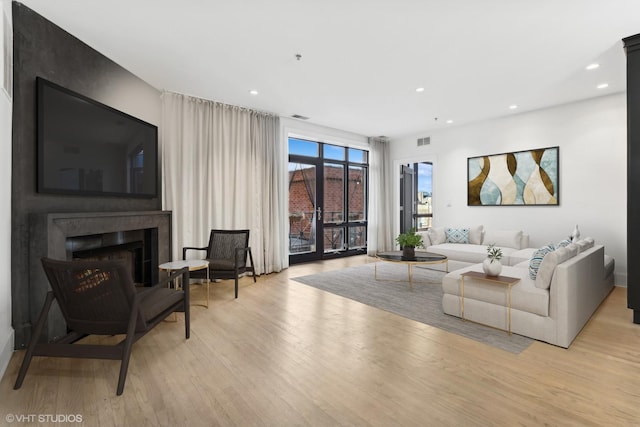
[291,114,310,120]
[417,136,431,146]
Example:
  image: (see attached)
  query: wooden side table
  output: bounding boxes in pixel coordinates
[159,260,210,308]
[459,271,520,334]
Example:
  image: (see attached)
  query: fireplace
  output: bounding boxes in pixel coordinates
[26,211,172,345]
[69,234,145,284]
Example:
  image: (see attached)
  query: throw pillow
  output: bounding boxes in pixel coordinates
[556,239,572,248]
[565,243,579,258]
[416,231,430,247]
[484,229,524,249]
[427,227,446,245]
[468,225,484,245]
[445,227,469,244]
[535,246,575,290]
[529,244,556,280]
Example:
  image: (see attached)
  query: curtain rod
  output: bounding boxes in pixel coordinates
[162,90,279,118]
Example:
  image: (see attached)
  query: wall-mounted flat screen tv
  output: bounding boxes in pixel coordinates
[37,77,158,198]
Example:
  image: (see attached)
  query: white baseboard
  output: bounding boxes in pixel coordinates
[0,327,14,382]
[615,272,628,287]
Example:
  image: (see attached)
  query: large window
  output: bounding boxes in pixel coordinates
[288,137,369,263]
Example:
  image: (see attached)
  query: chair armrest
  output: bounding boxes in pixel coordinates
[234,247,252,267]
[182,246,208,260]
[139,266,190,299]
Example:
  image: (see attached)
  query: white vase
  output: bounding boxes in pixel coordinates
[570,225,580,242]
[482,258,502,276]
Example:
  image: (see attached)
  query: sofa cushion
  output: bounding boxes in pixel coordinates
[416,231,431,247]
[604,255,615,279]
[469,225,484,245]
[483,229,523,249]
[528,244,555,280]
[442,265,549,317]
[575,237,595,253]
[428,227,446,245]
[566,243,579,258]
[535,245,577,290]
[513,260,530,269]
[426,243,518,264]
[507,248,536,266]
[445,227,469,244]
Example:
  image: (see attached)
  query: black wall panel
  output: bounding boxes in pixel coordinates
[625,33,640,323]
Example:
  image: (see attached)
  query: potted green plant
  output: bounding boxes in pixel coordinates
[395,228,423,259]
[483,243,503,276]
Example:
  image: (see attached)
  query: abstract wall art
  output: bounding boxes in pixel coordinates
[467,146,559,206]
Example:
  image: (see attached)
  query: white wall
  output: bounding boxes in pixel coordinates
[390,93,627,285]
[0,0,13,379]
[280,117,369,149]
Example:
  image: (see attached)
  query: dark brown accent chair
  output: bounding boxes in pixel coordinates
[183,229,256,299]
[14,257,190,396]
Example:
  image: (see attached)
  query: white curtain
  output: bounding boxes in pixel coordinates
[367,136,394,255]
[160,92,285,274]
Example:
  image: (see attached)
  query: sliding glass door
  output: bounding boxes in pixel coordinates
[288,138,368,264]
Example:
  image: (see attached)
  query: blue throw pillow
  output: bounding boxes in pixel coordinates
[529,244,556,280]
[556,239,572,248]
[445,228,469,244]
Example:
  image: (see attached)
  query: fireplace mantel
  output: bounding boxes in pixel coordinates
[27,211,172,344]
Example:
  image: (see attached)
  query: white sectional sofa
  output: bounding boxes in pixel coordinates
[416,226,615,348]
[416,226,531,267]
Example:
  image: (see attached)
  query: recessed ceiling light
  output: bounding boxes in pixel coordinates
[416,87,425,93]
[249,90,259,95]
[446,119,453,124]
[586,63,600,71]
[509,105,518,110]
[597,83,609,89]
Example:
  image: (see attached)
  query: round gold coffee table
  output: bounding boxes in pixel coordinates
[159,260,210,308]
[375,251,448,289]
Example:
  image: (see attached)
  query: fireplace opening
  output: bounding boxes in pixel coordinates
[66,228,159,286]
[72,241,144,284]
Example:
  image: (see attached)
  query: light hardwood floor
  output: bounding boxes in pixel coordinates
[1,255,639,426]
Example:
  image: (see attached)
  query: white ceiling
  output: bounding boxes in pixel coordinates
[18,0,640,139]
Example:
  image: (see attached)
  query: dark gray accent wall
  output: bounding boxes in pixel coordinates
[12,3,163,347]
[625,33,640,323]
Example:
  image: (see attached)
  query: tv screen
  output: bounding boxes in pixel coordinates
[37,77,158,198]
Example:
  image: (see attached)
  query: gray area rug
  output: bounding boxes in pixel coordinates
[292,262,533,354]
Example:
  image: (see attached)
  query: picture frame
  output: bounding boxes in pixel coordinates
[467,146,559,206]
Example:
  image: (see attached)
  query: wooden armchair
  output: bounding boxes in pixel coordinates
[183,229,257,298]
[14,257,190,396]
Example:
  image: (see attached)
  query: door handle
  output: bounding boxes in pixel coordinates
[317,207,322,220]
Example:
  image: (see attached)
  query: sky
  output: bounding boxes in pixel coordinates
[288,138,367,163]
[417,162,432,193]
